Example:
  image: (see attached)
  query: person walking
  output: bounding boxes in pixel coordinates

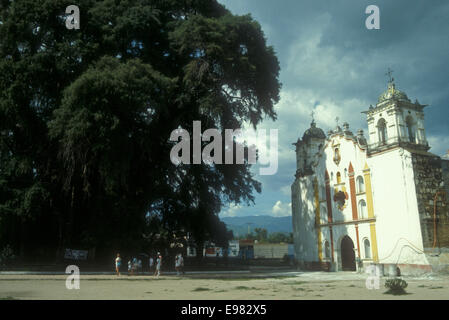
[115,253,122,276]
[154,252,162,277]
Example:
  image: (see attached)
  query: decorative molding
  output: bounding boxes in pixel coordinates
[318,217,376,228]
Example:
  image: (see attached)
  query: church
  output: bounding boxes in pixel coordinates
[291,75,449,275]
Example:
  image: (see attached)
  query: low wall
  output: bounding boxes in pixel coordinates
[253,244,289,259]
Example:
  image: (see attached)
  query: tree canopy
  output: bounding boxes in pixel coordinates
[236,229,293,244]
[0,0,280,261]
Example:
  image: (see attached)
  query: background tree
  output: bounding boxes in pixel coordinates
[254,228,268,242]
[0,0,280,261]
[268,232,293,244]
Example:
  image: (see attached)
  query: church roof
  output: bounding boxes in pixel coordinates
[378,81,411,104]
[363,76,427,115]
[302,120,326,141]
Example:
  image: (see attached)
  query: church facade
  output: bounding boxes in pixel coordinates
[291,79,449,274]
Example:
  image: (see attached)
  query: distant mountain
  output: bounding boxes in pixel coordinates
[221,215,292,237]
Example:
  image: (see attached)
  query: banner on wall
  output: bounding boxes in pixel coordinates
[64,248,88,260]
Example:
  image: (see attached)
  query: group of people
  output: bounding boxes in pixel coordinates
[127,257,143,275]
[115,252,177,277]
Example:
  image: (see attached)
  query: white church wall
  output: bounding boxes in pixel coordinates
[368,148,429,265]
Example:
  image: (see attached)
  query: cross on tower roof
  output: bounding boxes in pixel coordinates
[309,110,316,127]
[310,110,315,121]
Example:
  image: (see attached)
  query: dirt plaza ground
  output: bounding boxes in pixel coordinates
[1,270,449,300]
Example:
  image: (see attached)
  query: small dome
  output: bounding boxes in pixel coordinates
[378,82,410,103]
[302,120,326,141]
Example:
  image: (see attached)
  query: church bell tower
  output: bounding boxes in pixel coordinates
[362,69,429,155]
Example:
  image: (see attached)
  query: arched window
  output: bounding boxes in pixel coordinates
[356,176,365,193]
[358,199,367,219]
[406,116,415,143]
[324,240,330,259]
[336,172,341,184]
[377,118,387,144]
[364,239,371,259]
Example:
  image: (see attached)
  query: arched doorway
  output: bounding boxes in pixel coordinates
[341,235,356,271]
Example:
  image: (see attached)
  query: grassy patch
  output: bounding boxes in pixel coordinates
[348,284,356,287]
[417,285,428,288]
[429,286,444,289]
[192,287,212,292]
[293,287,305,291]
[235,286,251,290]
[0,296,17,300]
[234,286,258,290]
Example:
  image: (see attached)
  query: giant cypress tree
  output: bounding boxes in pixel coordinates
[0,0,280,260]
